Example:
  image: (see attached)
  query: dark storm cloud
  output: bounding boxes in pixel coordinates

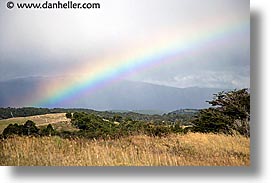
[0,0,249,89]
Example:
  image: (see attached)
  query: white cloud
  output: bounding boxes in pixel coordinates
[0,0,249,87]
[142,70,250,89]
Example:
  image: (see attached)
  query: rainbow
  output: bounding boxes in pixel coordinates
[30,18,249,107]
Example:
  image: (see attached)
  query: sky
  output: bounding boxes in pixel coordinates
[0,0,250,89]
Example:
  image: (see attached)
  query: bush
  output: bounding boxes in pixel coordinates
[2,120,39,138]
[69,112,186,139]
[65,112,72,119]
[2,124,23,138]
[146,125,171,137]
[23,120,39,135]
[40,124,57,136]
[170,122,184,133]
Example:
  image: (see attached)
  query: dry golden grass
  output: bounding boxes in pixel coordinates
[0,113,70,133]
[0,133,250,166]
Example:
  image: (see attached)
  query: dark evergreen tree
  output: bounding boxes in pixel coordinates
[191,89,250,136]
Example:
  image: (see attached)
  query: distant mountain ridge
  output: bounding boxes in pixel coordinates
[0,76,227,111]
[168,109,200,115]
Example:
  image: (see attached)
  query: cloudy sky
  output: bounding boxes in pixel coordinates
[0,0,249,89]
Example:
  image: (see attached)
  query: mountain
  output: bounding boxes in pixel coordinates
[0,76,226,111]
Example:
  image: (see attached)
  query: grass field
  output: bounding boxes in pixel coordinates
[0,113,71,133]
[0,113,250,166]
[0,133,250,166]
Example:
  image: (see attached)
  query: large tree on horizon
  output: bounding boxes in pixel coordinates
[191,88,250,136]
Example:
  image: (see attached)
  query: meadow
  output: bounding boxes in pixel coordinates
[0,90,250,167]
[0,113,71,133]
[0,133,250,166]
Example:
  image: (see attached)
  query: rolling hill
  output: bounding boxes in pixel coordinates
[0,76,226,111]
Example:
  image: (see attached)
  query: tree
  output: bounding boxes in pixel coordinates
[23,120,39,136]
[65,112,72,119]
[2,120,39,138]
[207,89,250,121]
[2,124,23,138]
[191,89,250,136]
[41,124,56,136]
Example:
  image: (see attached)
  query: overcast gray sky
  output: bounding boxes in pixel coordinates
[0,0,249,89]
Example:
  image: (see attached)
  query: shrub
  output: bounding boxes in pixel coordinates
[145,125,171,137]
[23,120,39,135]
[2,120,39,138]
[40,124,57,136]
[66,112,189,139]
[65,112,72,119]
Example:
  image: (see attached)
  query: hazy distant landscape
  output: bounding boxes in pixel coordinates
[0,76,224,111]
